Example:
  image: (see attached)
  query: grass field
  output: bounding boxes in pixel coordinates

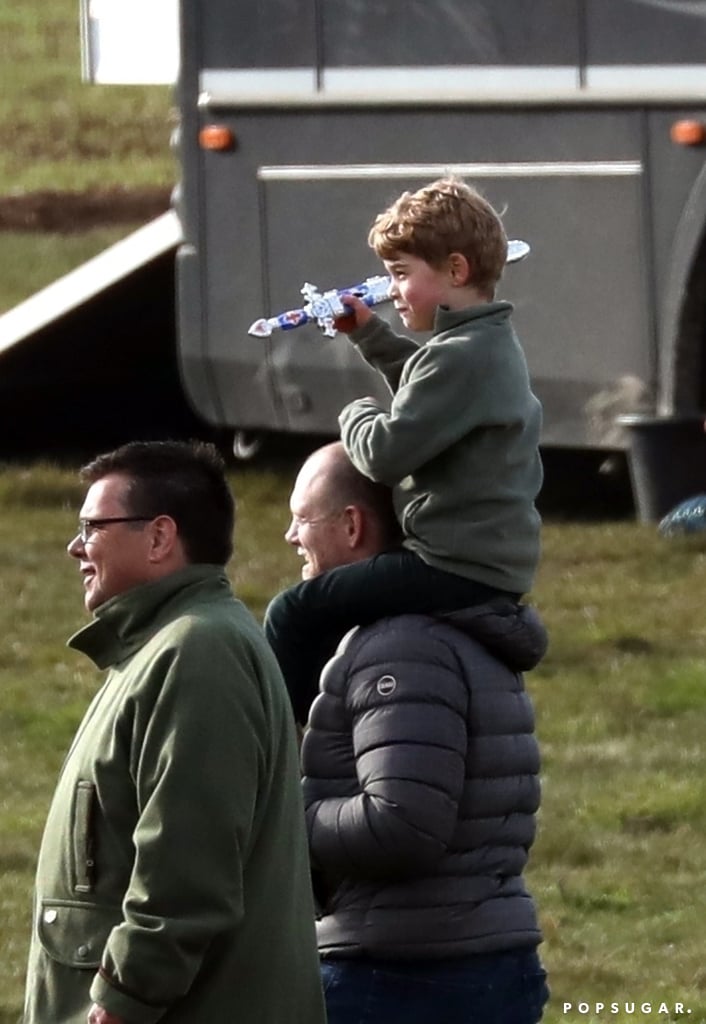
[0,0,174,313]
[0,2,175,195]
[0,462,705,1024]
[0,227,138,313]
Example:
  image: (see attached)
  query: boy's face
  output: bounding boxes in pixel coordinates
[383,252,458,332]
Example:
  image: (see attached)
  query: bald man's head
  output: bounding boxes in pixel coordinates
[285,443,402,579]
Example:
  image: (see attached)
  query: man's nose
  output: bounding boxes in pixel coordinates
[284,519,299,546]
[67,534,85,558]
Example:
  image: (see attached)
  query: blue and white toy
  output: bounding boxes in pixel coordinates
[248,275,392,339]
[248,239,531,339]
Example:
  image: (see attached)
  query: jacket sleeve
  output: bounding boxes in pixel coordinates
[348,314,421,393]
[339,336,509,484]
[90,627,267,1023]
[305,625,469,880]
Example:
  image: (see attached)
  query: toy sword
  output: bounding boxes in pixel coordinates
[248,239,530,339]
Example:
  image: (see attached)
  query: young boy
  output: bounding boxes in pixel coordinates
[265,177,543,722]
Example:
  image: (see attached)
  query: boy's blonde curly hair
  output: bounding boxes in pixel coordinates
[368,176,507,298]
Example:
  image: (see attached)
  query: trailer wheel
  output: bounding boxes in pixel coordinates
[232,430,263,460]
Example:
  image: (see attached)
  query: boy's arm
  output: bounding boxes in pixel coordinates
[336,296,419,393]
[340,339,489,484]
[348,317,420,393]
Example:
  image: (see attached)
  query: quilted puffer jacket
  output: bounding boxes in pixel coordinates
[301,601,545,959]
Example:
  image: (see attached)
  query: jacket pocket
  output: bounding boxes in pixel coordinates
[71,780,96,894]
[37,898,119,969]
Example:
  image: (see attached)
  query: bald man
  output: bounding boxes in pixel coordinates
[268,442,549,1024]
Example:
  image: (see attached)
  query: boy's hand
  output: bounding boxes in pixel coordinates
[88,1005,124,1024]
[334,293,374,334]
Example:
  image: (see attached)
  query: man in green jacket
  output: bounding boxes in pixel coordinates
[22,440,325,1024]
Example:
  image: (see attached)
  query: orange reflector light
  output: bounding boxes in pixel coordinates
[199,125,235,151]
[670,119,706,146]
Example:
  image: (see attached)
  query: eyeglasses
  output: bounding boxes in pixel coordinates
[289,510,343,530]
[77,517,153,544]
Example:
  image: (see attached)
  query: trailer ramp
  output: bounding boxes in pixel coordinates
[0,212,211,457]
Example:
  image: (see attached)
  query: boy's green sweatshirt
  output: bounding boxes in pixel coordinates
[339,302,543,594]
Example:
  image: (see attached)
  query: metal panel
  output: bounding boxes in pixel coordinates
[196,0,706,105]
[587,0,706,64]
[197,0,582,106]
[643,107,706,334]
[177,0,706,449]
[200,0,316,68]
[191,106,652,446]
[197,0,579,70]
[322,0,579,67]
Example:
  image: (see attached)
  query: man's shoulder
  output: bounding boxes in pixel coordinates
[138,599,283,707]
[341,602,547,675]
[152,591,267,658]
[341,612,471,663]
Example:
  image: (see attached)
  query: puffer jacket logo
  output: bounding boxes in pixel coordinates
[376,674,397,696]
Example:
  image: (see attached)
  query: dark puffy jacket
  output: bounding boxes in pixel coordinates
[301,601,545,959]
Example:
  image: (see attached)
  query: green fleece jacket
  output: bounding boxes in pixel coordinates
[23,565,325,1024]
[339,302,543,594]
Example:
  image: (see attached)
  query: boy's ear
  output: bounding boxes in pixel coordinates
[448,252,471,286]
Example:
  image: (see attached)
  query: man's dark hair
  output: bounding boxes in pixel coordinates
[80,440,235,565]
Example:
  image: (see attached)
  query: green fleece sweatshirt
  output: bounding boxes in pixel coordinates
[339,302,543,594]
[23,565,325,1024]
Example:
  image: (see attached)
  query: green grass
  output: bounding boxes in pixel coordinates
[530,526,706,1022]
[0,0,176,313]
[0,1,175,193]
[0,462,705,1023]
[0,227,140,314]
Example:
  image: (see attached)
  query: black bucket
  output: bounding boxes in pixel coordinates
[618,414,706,522]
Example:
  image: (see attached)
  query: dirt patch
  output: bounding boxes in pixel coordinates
[0,186,172,233]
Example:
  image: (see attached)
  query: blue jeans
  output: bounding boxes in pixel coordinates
[320,949,549,1024]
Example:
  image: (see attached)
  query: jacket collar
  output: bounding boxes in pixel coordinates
[433,300,513,335]
[441,600,548,672]
[67,564,231,669]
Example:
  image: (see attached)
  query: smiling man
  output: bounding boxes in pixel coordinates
[266,441,402,722]
[285,441,401,582]
[270,442,549,1024]
[22,440,325,1024]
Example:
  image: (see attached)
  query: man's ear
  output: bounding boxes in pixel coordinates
[342,505,365,549]
[147,515,180,563]
[448,252,471,287]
